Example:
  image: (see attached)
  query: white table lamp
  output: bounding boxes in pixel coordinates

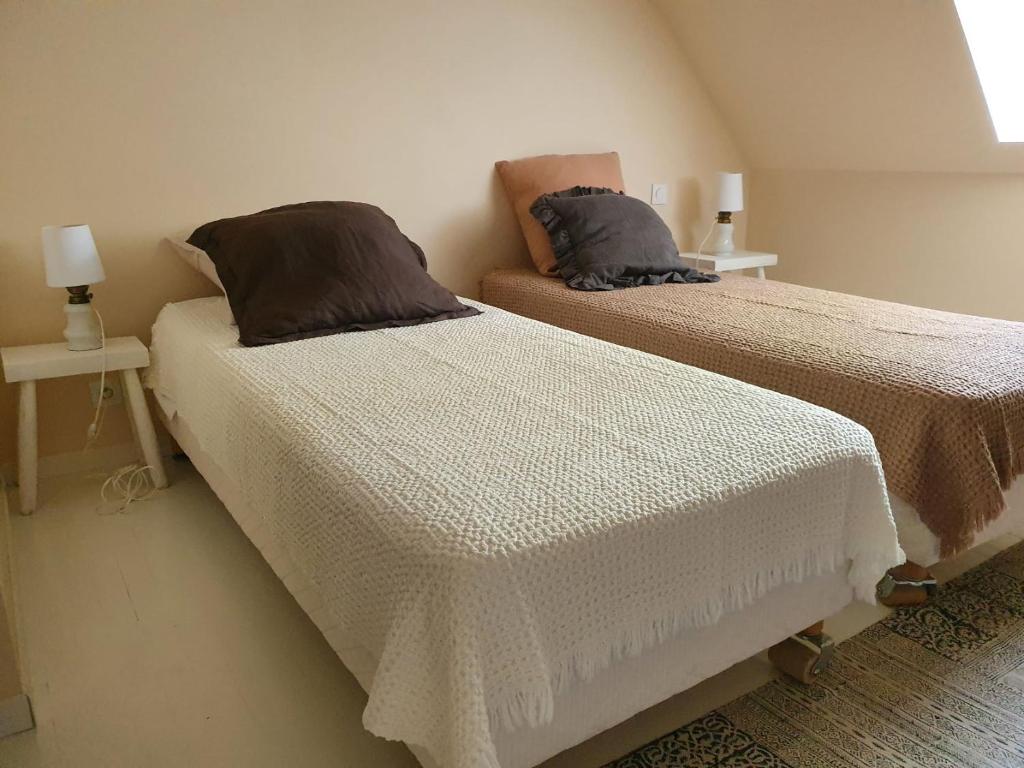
[708,172,744,256]
[42,224,106,351]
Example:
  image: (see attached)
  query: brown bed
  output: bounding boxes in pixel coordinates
[481,268,1024,577]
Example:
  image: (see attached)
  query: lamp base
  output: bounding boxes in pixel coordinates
[63,302,102,351]
[707,220,735,256]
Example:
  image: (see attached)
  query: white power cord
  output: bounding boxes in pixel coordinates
[692,217,718,274]
[84,306,107,449]
[99,463,157,513]
[84,306,160,513]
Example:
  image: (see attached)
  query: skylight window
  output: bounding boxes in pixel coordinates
[954,0,1024,142]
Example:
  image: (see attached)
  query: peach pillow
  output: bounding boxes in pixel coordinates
[495,152,625,276]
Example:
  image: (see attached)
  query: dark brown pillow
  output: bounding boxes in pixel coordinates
[530,187,719,291]
[187,201,480,346]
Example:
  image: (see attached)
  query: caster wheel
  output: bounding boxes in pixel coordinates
[876,573,896,601]
[876,569,936,608]
[879,583,930,607]
[769,632,834,684]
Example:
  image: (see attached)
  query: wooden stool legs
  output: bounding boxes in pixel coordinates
[17,380,37,515]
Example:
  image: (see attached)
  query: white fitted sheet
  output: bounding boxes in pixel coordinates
[892,481,1024,567]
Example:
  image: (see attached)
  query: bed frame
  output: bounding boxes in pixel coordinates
[161,409,848,767]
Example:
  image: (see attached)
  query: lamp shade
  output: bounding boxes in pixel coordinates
[715,172,744,213]
[42,224,105,288]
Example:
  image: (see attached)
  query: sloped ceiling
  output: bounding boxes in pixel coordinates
[655,0,1024,173]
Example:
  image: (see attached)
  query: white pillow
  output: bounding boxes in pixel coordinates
[167,232,235,325]
[167,232,225,293]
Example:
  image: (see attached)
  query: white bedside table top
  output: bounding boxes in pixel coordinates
[679,250,778,271]
[1,337,150,383]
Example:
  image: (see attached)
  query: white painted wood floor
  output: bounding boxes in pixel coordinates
[1,462,1021,768]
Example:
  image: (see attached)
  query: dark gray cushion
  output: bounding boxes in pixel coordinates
[530,187,719,291]
[188,201,480,346]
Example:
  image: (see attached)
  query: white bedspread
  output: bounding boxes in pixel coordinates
[147,297,902,768]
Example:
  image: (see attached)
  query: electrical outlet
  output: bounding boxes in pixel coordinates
[651,183,668,206]
[89,377,123,407]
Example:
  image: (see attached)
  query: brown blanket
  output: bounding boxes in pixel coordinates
[481,269,1024,558]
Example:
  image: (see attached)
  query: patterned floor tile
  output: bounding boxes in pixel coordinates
[605,540,1024,767]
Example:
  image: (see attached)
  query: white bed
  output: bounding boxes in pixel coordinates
[146,296,901,768]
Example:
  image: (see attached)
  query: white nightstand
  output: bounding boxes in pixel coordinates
[679,250,778,280]
[1,337,168,514]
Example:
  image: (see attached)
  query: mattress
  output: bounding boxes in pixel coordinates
[481,268,1024,560]
[146,296,901,768]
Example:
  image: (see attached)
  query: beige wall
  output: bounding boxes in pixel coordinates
[656,0,1024,173]
[0,0,744,466]
[658,0,1024,322]
[748,170,1024,321]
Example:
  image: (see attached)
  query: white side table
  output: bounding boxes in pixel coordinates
[1,337,168,514]
[680,250,778,280]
